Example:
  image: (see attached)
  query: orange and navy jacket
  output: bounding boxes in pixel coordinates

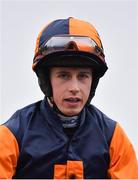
[0,99,138,179]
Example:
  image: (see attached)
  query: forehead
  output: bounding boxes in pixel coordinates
[50,67,92,74]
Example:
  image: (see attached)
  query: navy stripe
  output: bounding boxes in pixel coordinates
[39,18,69,47]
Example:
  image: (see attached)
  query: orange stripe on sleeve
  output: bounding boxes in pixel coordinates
[0,125,19,179]
[108,123,138,178]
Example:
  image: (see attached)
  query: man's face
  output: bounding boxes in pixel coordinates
[50,67,92,116]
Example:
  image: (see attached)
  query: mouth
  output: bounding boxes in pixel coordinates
[64,97,81,103]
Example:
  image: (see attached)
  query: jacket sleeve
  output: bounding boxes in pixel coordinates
[108,123,138,178]
[0,125,19,179]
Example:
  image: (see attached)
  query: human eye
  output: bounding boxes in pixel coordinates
[78,72,90,80]
[57,72,69,80]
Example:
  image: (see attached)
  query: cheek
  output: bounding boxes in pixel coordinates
[52,82,58,95]
[84,86,91,98]
[51,81,64,101]
[83,81,92,95]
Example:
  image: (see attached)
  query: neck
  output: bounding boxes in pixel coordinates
[47,97,80,128]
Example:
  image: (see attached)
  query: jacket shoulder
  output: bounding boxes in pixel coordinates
[3,100,43,145]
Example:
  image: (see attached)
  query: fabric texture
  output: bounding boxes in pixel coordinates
[0,99,138,178]
[1,99,115,178]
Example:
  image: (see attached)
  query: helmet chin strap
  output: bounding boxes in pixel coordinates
[47,97,80,128]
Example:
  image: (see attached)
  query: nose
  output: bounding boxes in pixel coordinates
[68,77,80,94]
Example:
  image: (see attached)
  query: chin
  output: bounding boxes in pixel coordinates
[63,110,81,117]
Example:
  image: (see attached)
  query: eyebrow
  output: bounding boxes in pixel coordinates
[56,70,92,74]
[56,70,92,75]
[79,71,92,74]
[56,71,69,74]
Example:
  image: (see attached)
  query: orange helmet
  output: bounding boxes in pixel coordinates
[33,17,108,103]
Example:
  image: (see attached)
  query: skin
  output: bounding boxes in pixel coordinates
[50,67,92,116]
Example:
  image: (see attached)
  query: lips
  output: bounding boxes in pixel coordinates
[64,97,81,103]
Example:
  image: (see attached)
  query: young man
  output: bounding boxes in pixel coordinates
[0,17,138,179]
